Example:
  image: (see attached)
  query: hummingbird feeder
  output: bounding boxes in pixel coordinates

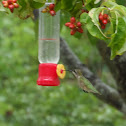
[37,0,66,86]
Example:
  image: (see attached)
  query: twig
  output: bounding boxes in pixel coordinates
[82,0,85,7]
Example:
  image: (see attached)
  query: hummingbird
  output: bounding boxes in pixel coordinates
[71,69,100,94]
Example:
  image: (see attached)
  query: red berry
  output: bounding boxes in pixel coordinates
[102,19,107,25]
[13,3,19,8]
[71,29,76,35]
[2,1,6,4]
[103,14,108,19]
[2,1,8,7]
[50,10,56,16]
[12,0,17,3]
[8,4,14,13]
[77,27,83,33]
[3,3,8,7]
[49,4,55,10]
[99,14,103,21]
[70,17,76,23]
[7,0,13,5]
[101,25,106,29]
[69,24,75,29]
[77,22,81,27]
[65,22,71,27]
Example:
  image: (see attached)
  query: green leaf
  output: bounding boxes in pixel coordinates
[15,2,34,19]
[87,31,99,45]
[117,41,126,55]
[55,0,61,11]
[29,0,44,9]
[107,0,116,2]
[109,17,126,59]
[18,0,27,7]
[80,12,89,23]
[103,1,126,16]
[85,0,100,10]
[80,13,108,41]
[100,1,126,59]
[116,0,126,5]
[80,7,112,41]
[70,0,82,16]
[89,7,112,39]
[61,0,76,11]
[85,0,93,5]
[94,0,101,4]
[33,0,46,3]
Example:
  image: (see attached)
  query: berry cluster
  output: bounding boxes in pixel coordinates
[2,0,19,13]
[65,17,83,35]
[41,4,56,16]
[99,13,110,29]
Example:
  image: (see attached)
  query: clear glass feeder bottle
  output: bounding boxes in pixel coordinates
[37,0,60,86]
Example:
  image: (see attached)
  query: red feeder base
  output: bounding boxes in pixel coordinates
[37,63,60,86]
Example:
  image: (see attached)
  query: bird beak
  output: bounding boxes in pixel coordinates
[63,70,73,72]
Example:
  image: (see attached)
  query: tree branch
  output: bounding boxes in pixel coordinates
[60,37,126,115]
[97,40,126,102]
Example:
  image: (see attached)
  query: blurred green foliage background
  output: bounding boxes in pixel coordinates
[0,12,126,126]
